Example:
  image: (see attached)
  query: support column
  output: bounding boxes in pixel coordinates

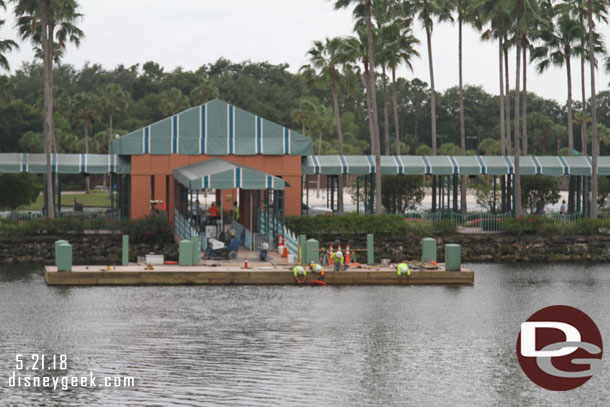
[453,174,458,213]
[576,176,581,214]
[356,176,360,215]
[501,176,506,213]
[432,175,437,213]
[493,176,497,214]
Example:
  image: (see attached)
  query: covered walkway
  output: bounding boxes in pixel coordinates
[302,155,610,216]
[0,153,131,217]
[172,158,290,250]
[303,155,610,176]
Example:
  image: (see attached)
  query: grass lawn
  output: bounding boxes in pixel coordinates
[20,191,113,210]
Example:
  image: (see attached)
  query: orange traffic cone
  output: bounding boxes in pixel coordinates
[329,244,334,266]
[244,257,248,268]
[282,245,288,258]
[346,245,351,264]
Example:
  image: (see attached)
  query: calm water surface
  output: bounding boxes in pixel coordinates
[1,263,609,406]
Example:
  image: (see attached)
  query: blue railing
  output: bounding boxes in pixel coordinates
[231,220,253,250]
[258,213,298,257]
[174,209,205,250]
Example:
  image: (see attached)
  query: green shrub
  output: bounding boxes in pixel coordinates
[0,214,174,245]
[499,217,610,236]
[285,214,454,237]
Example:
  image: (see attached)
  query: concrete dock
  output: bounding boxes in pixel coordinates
[45,263,474,286]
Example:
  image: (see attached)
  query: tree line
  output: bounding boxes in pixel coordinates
[1,0,610,218]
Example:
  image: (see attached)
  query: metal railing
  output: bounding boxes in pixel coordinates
[258,213,299,257]
[1,209,121,221]
[174,209,203,249]
[401,209,610,232]
[231,220,253,250]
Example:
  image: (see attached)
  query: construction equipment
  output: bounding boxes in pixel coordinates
[204,230,240,260]
[259,242,269,261]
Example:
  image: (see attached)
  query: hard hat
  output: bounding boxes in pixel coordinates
[335,251,343,258]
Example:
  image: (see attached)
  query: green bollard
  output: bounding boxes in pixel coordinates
[122,235,129,266]
[56,242,72,272]
[306,239,319,265]
[54,240,68,267]
[191,236,200,265]
[445,244,461,271]
[179,240,193,266]
[422,238,437,263]
[367,234,374,265]
[299,234,307,264]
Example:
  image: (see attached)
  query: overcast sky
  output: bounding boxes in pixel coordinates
[1,0,608,105]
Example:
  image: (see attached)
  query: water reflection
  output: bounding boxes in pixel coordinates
[1,264,609,406]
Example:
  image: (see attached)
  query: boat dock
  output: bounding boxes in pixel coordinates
[45,263,474,286]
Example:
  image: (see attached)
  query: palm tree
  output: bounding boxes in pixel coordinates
[303,37,347,212]
[290,96,317,137]
[382,22,419,156]
[308,101,334,197]
[531,11,584,158]
[413,0,452,155]
[480,0,512,156]
[531,6,586,214]
[586,0,607,219]
[342,29,377,157]
[14,0,83,218]
[189,77,219,105]
[159,87,189,116]
[74,92,100,193]
[412,0,452,213]
[100,83,129,153]
[455,0,481,214]
[513,0,525,218]
[335,0,382,214]
[0,1,17,71]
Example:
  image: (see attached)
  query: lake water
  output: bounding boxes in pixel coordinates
[1,263,609,406]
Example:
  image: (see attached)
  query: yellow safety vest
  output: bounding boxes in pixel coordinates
[397,263,411,277]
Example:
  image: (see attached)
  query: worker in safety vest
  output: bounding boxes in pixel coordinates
[331,250,347,272]
[309,261,324,274]
[293,265,307,284]
[232,201,240,221]
[397,263,411,280]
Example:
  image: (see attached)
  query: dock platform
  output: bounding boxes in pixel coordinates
[44,263,474,286]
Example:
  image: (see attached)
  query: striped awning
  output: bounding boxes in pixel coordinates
[115,99,313,156]
[302,155,610,176]
[0,153,130,174]
[173,158,285,190]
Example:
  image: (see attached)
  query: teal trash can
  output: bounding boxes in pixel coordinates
[306,239,319,265]
[179,240,193,266]
[191,236,200,265]
[54,240,68,267]
[445,244,461,271]
[56,242,72,272]
[422,238,437,263]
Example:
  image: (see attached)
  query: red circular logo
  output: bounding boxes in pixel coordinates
[516,305,603,391]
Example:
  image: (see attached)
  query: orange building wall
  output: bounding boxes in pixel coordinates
[129,154,302,221]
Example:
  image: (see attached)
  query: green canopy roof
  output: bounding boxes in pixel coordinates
[0,153,130,174]
[173,158,285,190]
[303,155,610,176]
[114,99,314,156]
